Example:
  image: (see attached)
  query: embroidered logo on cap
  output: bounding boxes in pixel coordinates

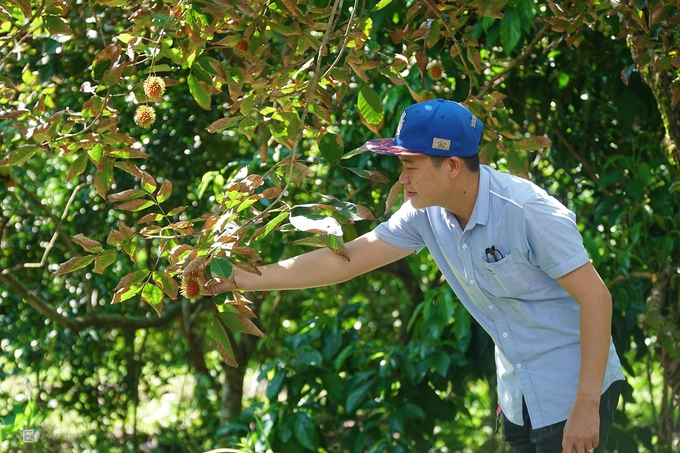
[470,116,477,128]
[395,111,406,137]
[432,138,450,151]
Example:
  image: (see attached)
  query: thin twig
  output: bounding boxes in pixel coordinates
[0,0,47,59]
[16,183,86,271]
[235,0,348,230]
[478,22,551,97]
[87,0,108,48]
[320,0,359,80]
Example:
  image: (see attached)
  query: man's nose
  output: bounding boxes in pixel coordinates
[398,170,409,184]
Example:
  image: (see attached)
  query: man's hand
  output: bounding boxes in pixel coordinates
[562,397,600,453]
[204,274,238,295]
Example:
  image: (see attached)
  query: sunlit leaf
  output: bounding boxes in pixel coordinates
[115,199,155,212]
[289,215,343,236]
[141,282,164,317]
[188,73,211,110]
[358,85,384,134]
[210,257,233,279]
[0,145,39,167]
[156,179,173,203]
[52,255,96,276]
[152,270,179,300]
[94,249,117,274]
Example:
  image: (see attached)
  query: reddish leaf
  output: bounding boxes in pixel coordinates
[72,233,103,253]
[107,189,147,203]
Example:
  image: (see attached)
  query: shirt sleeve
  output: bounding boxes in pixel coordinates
[522,197,590,279]
[373,200,427,253]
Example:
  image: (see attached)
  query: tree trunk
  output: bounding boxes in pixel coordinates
[626,20,680,166]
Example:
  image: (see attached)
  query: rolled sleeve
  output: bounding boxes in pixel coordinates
[373,201,426,253]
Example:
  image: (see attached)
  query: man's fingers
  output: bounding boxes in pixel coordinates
[204,277,237,295]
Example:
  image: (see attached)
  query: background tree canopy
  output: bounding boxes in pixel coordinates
[1,0,678,452]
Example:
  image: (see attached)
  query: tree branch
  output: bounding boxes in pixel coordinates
[0,272,182,333]
[478,22,551,97]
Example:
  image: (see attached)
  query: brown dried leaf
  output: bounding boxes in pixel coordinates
[72,233,102,253]
[107,188,146,203]
[384,180,403,215]
[232,260,262,275]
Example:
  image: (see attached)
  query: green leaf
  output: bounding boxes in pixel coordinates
[152,270,179,299]
[373,0,394,11]
[67,153,88,182]
[94,249,117,274]
[253,211,288,241]
[52,255,97,276]
[358,85,384,126]
[88,143,105,165]
[432,351,450,377]
[346,381,372,413]
[188,74,211,109]
[266,369,285,400]
[0,145,39,167]
[218,310,266,338]
[506,149,526,174]
[210,315,238,367]
[268,21,297,36]
[141,283,164,317]
[400,403,425,419]
[292,412,319,451]
[499,7,522,53]
[297,348,323,367]
[321,234,348,259]
[238,117,258,140]
[318,133,344,166]
[210,257,233,279]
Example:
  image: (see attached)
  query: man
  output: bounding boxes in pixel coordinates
[208,99,625,453]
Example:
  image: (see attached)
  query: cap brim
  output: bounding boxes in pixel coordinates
[364,138,421,156]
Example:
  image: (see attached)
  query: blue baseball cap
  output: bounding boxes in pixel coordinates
[365,99,483,157]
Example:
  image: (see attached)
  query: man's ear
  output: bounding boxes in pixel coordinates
[447,156,462,179]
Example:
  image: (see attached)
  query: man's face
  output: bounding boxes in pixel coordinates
[398,154,451,209]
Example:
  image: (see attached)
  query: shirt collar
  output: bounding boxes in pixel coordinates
[465,165,490,228]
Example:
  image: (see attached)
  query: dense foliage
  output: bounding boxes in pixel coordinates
[1,0,678,452]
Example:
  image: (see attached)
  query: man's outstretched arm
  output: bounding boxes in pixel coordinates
[207,231,414,293]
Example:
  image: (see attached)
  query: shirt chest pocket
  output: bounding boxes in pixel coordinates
[479,254,531,298]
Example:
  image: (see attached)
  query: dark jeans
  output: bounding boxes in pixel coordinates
[501,381,622,453]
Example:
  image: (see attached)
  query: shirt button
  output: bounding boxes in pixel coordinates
[503,332,508,338]
[516,364,522,369]
[488,305,494,310]
[469,279,475,284]
[462,244,468,249]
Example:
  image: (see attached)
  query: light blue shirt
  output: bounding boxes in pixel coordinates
[373,165,624,428]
